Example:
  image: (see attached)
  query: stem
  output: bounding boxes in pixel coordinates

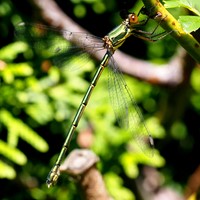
[142,0,200,63]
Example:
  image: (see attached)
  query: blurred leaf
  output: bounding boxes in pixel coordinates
[0,140,27,165]
[191,66,200,93]
[119,153,139,178]
[0,0,12,17]
[191,68,200,111]
[74,4,86,18]
[104,172,135,200]
[179,16,200,33]
[164,0,200,16]
[0,41,28,61]
[191,94,200,111]
[0,109,49,152]
[92,1,106,14]
[0,161,16,179]
[2,62,33,83]
[119,147,165,178]
[25,102,53,124]
[170,121,187,140]
[146,117,166,139]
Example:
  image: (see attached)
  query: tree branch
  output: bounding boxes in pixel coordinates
[28,0,192,86]
[60,149,111,200]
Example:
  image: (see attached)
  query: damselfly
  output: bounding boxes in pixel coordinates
[15,9,171,187]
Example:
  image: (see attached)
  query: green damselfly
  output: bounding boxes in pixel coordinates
[15,9,171,187]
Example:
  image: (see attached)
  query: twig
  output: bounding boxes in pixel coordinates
[28,0,187,85]
[60,149,112,200]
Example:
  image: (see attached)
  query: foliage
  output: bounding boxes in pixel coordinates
[0,0,200,199]
[164,0,200,16]
[164,0,200,33]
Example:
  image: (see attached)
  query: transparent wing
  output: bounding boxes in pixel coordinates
[15,22,105,69]
[107,58,154,156]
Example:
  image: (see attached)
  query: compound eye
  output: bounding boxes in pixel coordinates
[129,13,138,24]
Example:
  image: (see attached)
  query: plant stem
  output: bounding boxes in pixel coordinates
[142,0,200,63]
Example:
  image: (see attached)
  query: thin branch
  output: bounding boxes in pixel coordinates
[142,0,200,63]
[28,0,188,86]
[60,149,112,200]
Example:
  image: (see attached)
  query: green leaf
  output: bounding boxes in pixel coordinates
[0,140,27,165]
[1,62,33,84]
[0,41,28,61]
[0,109,49,152]
[191,68,200,111]
[191,94,200,111]
[119,153,139,178]
[104,172,135,200]
[74,4,86,18]
[0,161,16,179]
[170,121,187,140]
[178,16,200,33]
[164,0,200,16]
[164,0,181,8]
[25,102,54,124]
[191,67,200,93]
[120,141,166,170]
[146,117,166,139]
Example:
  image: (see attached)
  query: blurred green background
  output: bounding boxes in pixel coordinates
[0,0,200,199]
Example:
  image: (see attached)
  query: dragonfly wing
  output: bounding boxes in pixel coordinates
[15,22,104,69]
[107,58,154,156]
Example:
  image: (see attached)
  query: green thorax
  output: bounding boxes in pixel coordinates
[106,13,139,52]
[108,23,132,51]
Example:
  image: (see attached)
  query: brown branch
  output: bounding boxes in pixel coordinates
[184,165,200,199]
[137,167,185,200]
[60,149,112,200]
[28,0,190,86]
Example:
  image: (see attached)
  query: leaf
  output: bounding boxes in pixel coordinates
[0,140,27,165]
[164,0,181,8]
[0,160,16,179]
[178,16,200,33]
[0,41,28,61]
[1,62,33,84]
[25,102,54,124]
[164,0,200,16]
[146,117,166,138]
[104,172,135,200]
[191,67,200,93]
[119,153,139,178]
[8,63,33,76]
[0,109,49,152]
